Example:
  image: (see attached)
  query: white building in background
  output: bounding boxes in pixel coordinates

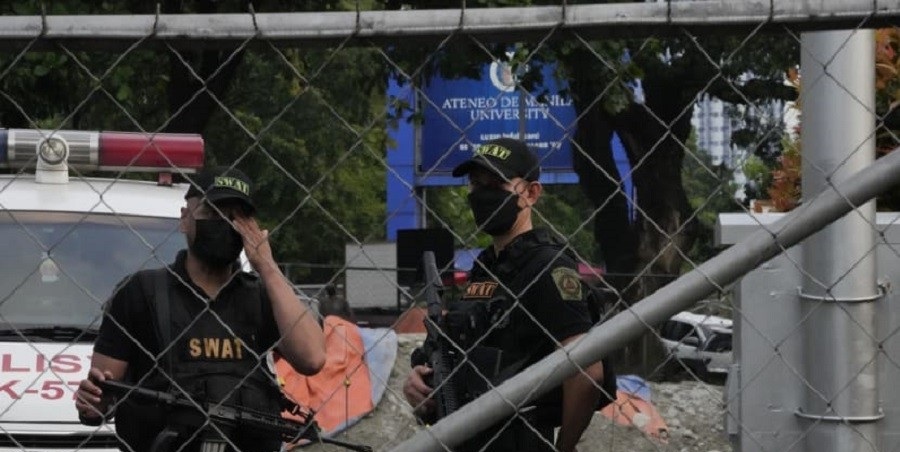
[692,94,735,167]
[691,94,787,200]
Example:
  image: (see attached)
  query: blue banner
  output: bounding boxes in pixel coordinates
[419,62,577,174]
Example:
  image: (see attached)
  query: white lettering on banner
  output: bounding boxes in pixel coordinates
[441,97,499,109]
[525,94,572,107]
[469,107,552,121]
[478,132,542,141]
[470,109,517,121]
[439,94,571,111]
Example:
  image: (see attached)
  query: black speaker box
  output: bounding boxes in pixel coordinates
[396,228,454,286]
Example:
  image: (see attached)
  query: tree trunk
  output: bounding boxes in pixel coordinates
[571,101,638,291]
[162,0,245,135]
[611,75,697,297]
[570,67,699,376]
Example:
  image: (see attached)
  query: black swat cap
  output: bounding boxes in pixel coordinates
[451,137,541,182]
[184,166,255,213]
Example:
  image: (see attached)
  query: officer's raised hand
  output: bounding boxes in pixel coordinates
[232,214,275,274]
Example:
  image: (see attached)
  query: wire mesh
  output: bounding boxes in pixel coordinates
[0,2,899,452]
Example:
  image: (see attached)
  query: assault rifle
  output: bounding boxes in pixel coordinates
[99,379,372,452]
[417,251,460,420]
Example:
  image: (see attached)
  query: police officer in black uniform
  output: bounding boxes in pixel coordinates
[75,167,326,452]
[403,138,615,452]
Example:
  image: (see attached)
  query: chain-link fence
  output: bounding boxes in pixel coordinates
[2,2,900,452]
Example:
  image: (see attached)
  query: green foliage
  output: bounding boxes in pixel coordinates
[0,2,388,284]
[546,37,643,114]
[204,48,388,281]
[742,154,773,202]
[426,186,491,250]
[682,132,743,267]
[1,0,807,288]
[532,184,598,262]
[0,33,161,129]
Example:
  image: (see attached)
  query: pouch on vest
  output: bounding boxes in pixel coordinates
[440,298,506,404]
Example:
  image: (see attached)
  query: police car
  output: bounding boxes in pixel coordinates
[0,129,203,451]
[657,310,733,381]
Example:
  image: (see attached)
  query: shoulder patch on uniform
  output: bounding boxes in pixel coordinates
[551,267,582,301]
[464,281,498,299]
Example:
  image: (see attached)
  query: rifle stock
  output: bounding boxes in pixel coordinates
[99,380,372,452]
[421,251,460,419]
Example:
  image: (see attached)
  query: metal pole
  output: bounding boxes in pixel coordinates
[0,2,899,48]
[519,89,526,140]
[798,30,880,452]
[390,147,900,452]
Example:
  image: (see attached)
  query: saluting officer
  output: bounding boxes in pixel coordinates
[403,138,616,452]
[75,167,325,452]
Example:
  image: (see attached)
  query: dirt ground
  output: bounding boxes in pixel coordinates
[300,334,732,452]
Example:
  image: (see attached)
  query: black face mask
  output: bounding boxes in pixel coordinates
[467,187,521,236]
[190,219,243,268]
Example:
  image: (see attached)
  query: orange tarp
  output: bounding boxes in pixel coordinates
[600,390,669,443]
[392,306,426,334]
[277,315,374,434]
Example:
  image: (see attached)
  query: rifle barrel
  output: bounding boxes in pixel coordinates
[97,380,371,452]
[422,251,443,319]
[420,251,462,420]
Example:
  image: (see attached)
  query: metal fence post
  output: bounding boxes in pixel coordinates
[798,29,881,452]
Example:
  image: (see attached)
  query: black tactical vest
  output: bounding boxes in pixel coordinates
[166,275,277,406]
[443,230,571,411]
[448,229,617,426]
[115,268,282,452]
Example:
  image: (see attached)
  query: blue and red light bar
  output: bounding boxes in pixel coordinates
[0,129,204,172]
